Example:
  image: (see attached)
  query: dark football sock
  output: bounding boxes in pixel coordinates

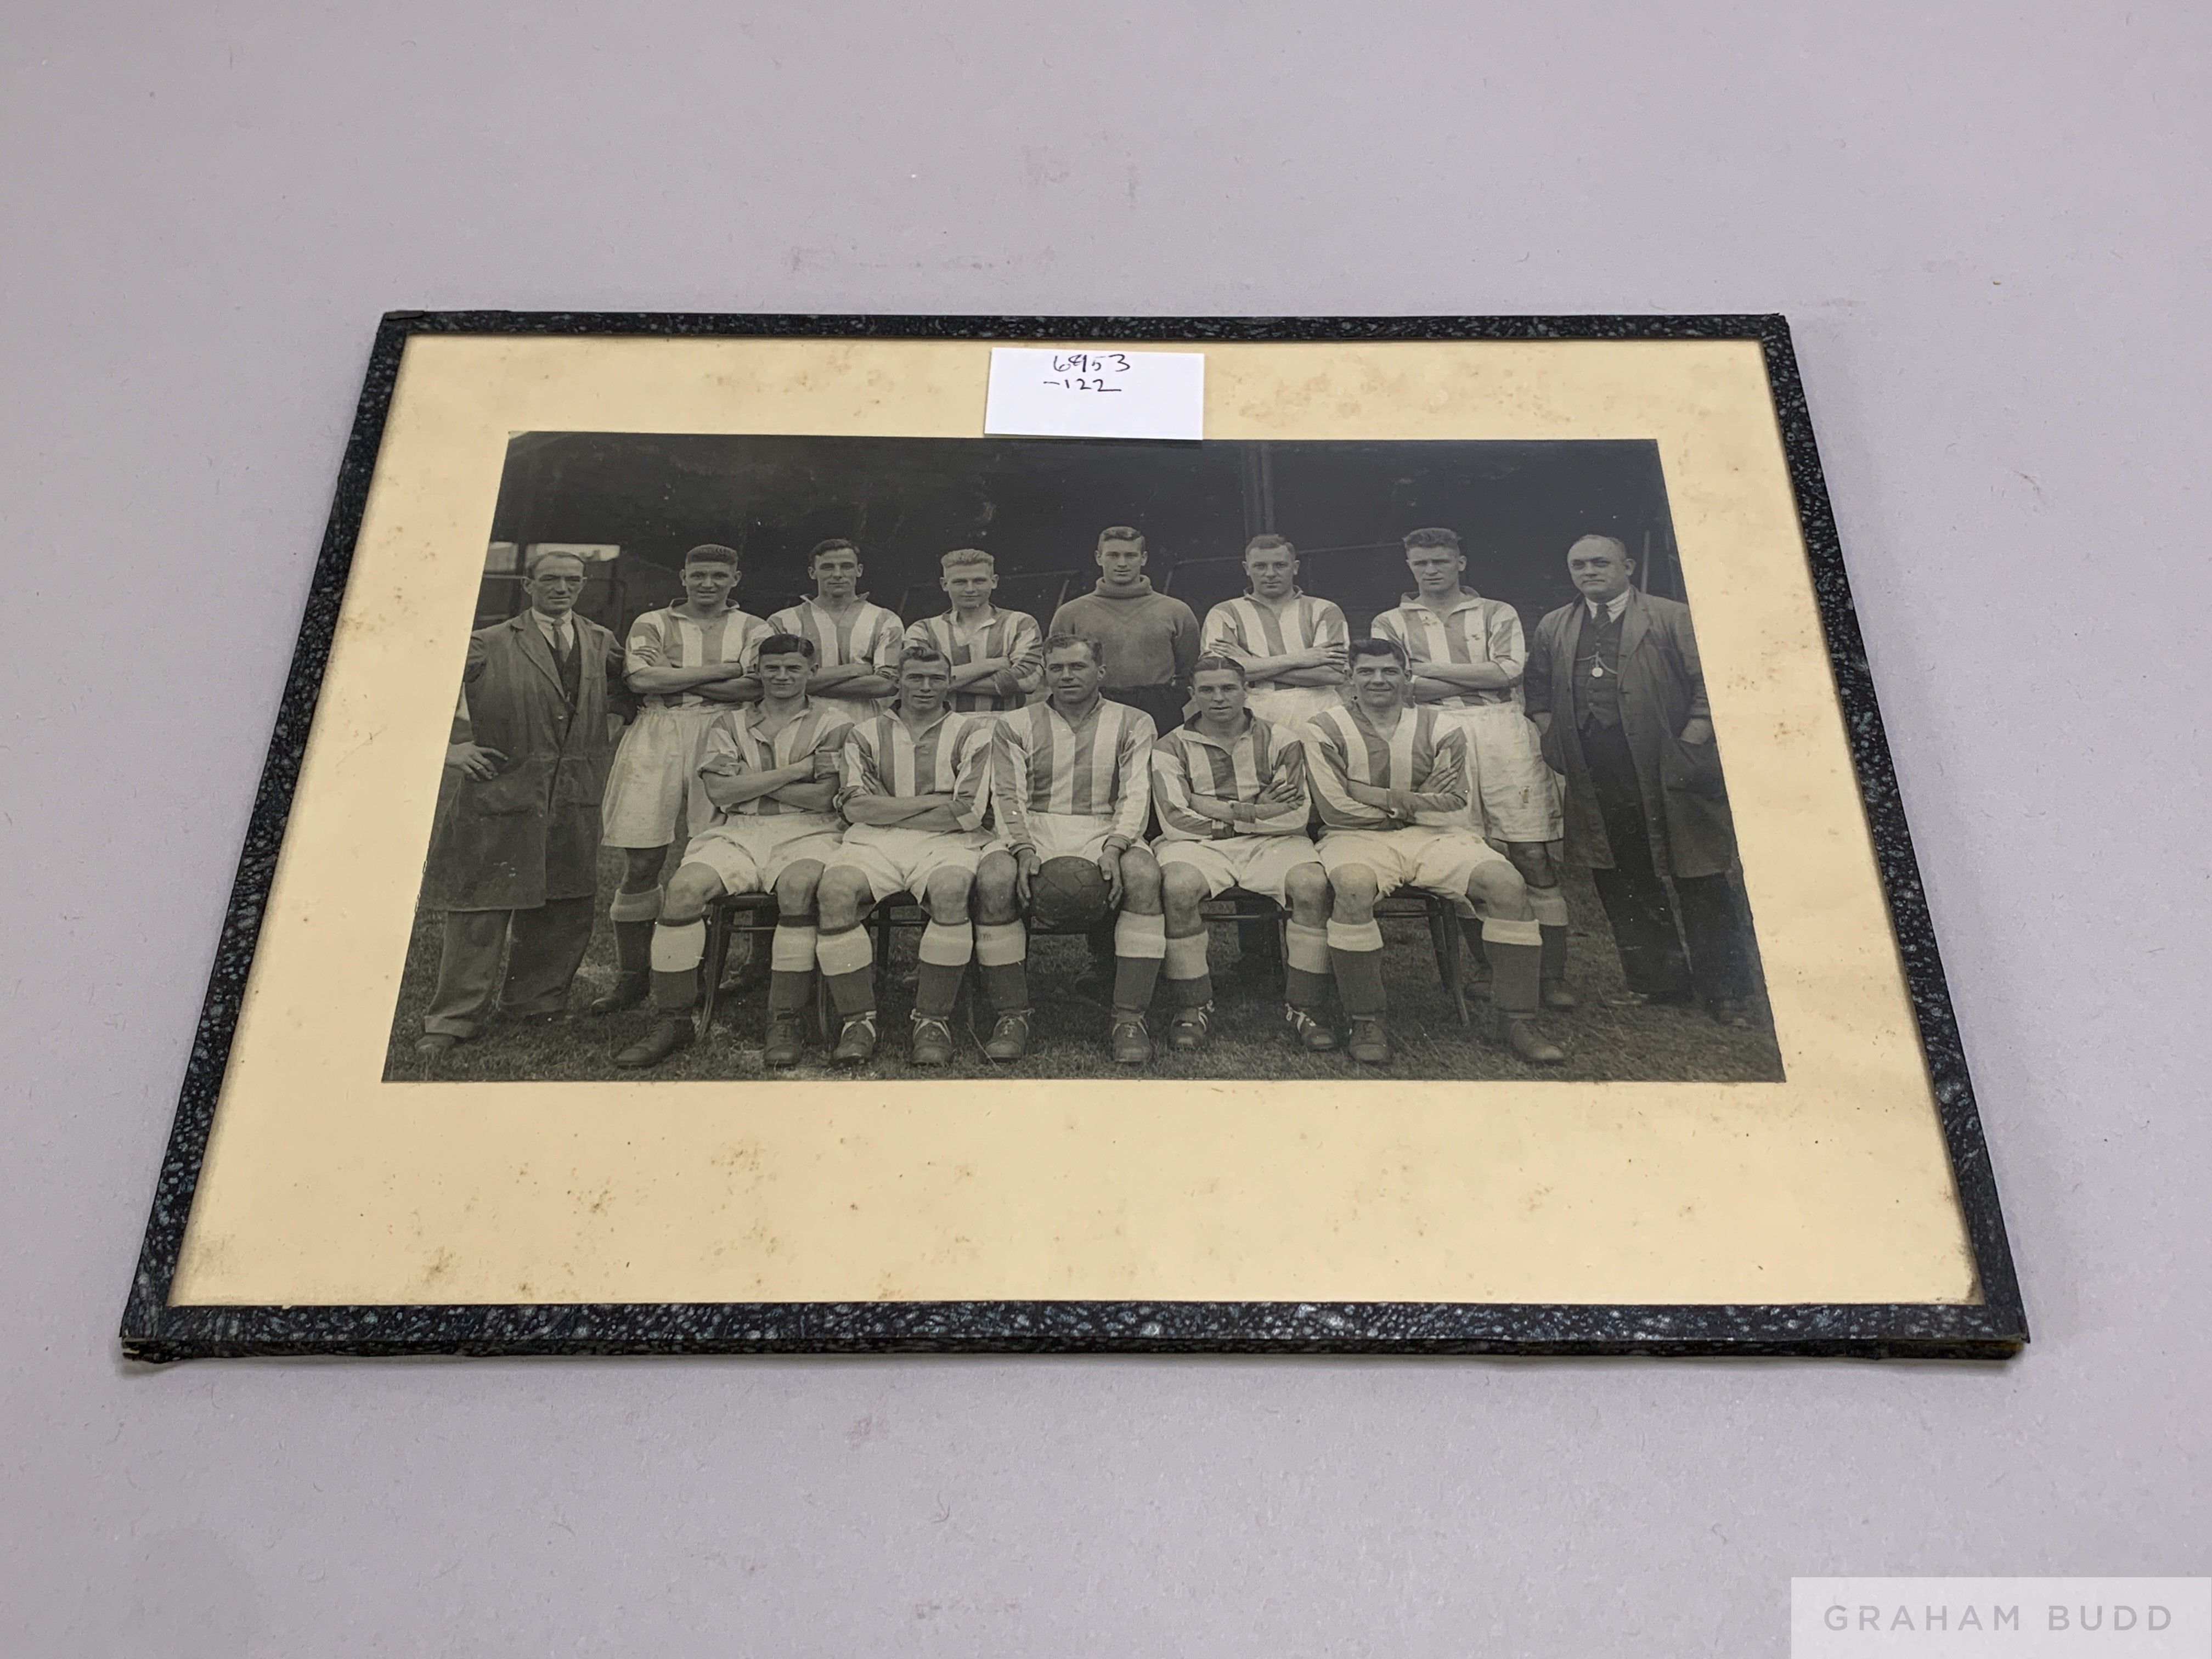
[607,883,661,975]
[1112,912,1167,1015]
[767,915,817,1015]
[975,921,1029,1014]
[1528,885,1570,983]
[1327,920,1388,1017]
[1284,921,1331,1011]
[915,921,973,1017]
[816,924,875,1018]
[1164,929,1211,1008]
[1481,919,1544,1017]
[1540,925,1568,983]
[646,919,706,1015]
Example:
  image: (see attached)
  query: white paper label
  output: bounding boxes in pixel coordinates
[984,347,1204,441]
[1792,1579,2211,1657]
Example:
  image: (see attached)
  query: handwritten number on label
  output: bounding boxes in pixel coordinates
[986,345,1200,437]
[1048,353,1134,376]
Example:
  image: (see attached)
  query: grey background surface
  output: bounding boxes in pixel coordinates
[3,2,2204,1654]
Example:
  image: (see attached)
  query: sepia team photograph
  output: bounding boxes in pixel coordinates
[386,432,1780,1087]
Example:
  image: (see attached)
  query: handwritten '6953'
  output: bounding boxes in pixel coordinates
[1049,353,1132,376]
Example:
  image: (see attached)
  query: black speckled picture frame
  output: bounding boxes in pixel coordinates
[119,312,2025,1362]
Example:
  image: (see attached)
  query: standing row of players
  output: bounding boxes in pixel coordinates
[418,524,1753,1068]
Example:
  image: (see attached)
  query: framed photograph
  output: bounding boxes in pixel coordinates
[121,313,2025,1360]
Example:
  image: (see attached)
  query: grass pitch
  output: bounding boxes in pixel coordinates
[384,851,1784,1085]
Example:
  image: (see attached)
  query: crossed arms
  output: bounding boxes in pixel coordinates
[837,726,990,833]
[912,616,1046,701]
[1304,724,1471,828]
[1201,605,1349,688]
[697,729,843,814]
[1150,743,1312,838]
[1376,604,1525,704]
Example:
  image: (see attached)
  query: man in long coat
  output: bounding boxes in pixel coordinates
[417,549,625,1054]
[1524,535,1758,1026]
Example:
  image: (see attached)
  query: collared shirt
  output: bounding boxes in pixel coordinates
[1370,590,1528,710]
[696,697,851,818]
[626,603,769,710]
[989,696,1155,851]
[838,707,992,832]
[1304,702,1470,830]
[530,609,579,657]
[1200,589,1349,684]
[902,607,1045,713]
[1586,588,1633,624]
[759,595,907,680]
[1150,714,1312,843]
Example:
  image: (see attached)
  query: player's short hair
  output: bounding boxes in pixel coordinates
[899,641,949,670]
[1096,525,1145,550]
[1189,653,1249,683]
[1042,630,1105,668]
[681,543,741,569]
[523,547,589,579]
[1350,635,1409,670]
[1402,526,1463,554]
[754,631,817,662]
[939,548,995,574]
[807,538,861,568]
[1243,533,1296,560]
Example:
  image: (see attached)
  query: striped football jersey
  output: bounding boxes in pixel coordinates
[1369,591,1528,709]
[989,697,1156,851]
[1150,715,1312,843]
[838,708,993,833]
[696,699,851,818]
[902,608,1045,713]
[1200,590,1349,683]
[760,595,906,679]
[1304,702,1470,830]
[625,604,769,710]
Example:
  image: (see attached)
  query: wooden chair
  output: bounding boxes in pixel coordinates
[1198,887,1469,1026]
[1376,891,1472,1026]
[695,893,833,1045]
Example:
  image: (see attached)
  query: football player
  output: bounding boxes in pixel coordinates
[763,538,906,727]
[592,543,769,1016]
[1198,533,1349,733]
[612,634,849,1071]
[1372,526,1575,1011]
[971,632,1163,1064]
[902,547,1045,720]
[1048,526,1200,735]
[1305,636,1566,1068]
[1150,655,1336,1054]
[811,644,995,1066]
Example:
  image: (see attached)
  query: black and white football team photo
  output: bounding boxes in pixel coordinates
[386,432,1779,1084]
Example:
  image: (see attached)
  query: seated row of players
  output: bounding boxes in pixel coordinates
[604,623,1568,1071]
